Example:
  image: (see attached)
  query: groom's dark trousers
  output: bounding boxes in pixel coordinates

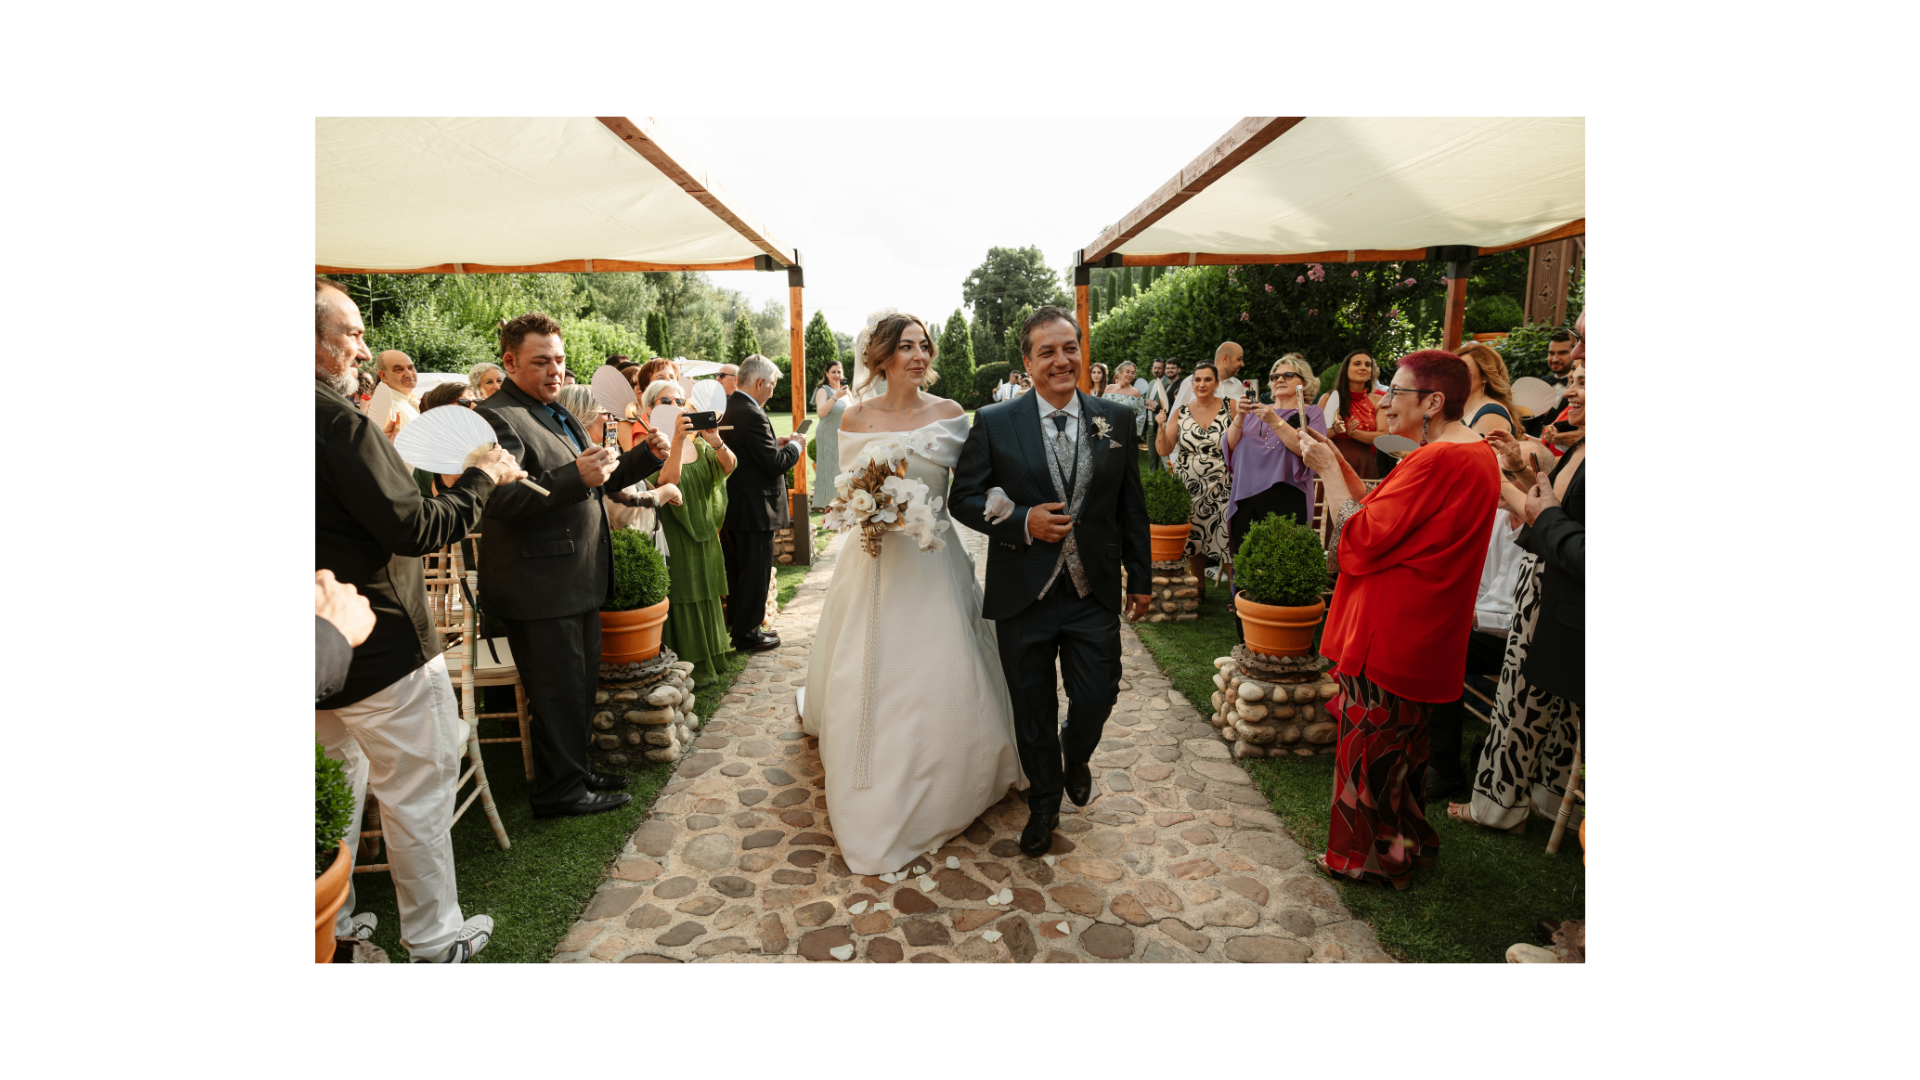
[951,388,1151,819]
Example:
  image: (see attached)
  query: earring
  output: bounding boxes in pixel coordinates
[1421,415,1430,443]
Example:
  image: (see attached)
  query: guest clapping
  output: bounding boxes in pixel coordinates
[810,361,849,512]
[645,378,737,686]
[1154,361,1232,598]
[1451,364,1585,832]
[1318,350,1387,480]
[1295,350,1500,889]
[1224,355,1324,552]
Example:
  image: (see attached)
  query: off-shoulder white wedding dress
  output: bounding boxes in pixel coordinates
[801,415,1026,874]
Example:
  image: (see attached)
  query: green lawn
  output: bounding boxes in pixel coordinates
[345,589,781,963]
[1130,583,1585,964]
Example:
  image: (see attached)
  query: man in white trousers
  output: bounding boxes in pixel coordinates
[314,277,527,962]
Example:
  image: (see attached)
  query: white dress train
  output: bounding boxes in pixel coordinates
[801,415,1026,874]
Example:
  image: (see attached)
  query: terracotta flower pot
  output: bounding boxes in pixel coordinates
[1234,591,1326,659]
[601,597,670,664]
[1149,524,1191,564]
[315,839,353,964]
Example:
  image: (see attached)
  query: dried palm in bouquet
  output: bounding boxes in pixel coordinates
[822,439,950,557]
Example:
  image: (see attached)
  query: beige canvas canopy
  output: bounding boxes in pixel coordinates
[1073,116,1585,366]
[316,115,815,559]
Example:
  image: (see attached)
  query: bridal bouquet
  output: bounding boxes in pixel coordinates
[822,439,950,557]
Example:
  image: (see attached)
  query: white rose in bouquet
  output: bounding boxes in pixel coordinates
[849,489,877,514]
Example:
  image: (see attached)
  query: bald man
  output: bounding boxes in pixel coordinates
[375,350,423,432]
[1168,342,1246,464]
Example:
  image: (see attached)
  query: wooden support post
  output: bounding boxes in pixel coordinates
[1074,256,1092,392]
[1442,274,1469,352]
[1524,239,1576,327]
[787,258,810,566]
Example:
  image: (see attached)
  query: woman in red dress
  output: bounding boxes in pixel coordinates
[1317,349,1387,480]
[1298,351,1500,889]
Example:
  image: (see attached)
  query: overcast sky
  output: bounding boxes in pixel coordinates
[652,116,1238,339]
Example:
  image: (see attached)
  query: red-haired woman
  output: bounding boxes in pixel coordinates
[1297,351,1500,889]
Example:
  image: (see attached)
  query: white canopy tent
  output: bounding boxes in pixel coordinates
[317,116,814,560]
[1073,116,1585,366]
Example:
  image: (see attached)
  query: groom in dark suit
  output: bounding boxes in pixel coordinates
[950,306,1152,857]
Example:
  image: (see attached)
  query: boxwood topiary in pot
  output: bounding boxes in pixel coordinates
[601,527,672,663]
[315,741,357,962]
[1143,469,1193,565]
[603,528,670,612]
[1233,512,1330,657]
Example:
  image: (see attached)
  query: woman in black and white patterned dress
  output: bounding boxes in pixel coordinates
[1154,360,1232,598]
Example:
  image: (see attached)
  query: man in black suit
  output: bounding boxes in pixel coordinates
[949,306,1153,857]
[476,312,671,818]
[315,277,525,961]
[718,353,804,652]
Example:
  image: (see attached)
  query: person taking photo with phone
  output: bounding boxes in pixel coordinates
[642,378,736,685]
[1221,354,1326,639]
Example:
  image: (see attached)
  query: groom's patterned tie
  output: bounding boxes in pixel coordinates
[1043,408,1091,600]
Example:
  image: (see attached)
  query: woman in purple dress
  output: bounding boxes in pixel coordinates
[1222,354,1326,635]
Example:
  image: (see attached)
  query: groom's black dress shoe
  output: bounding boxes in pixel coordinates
[1064,764,1093,807]
[1019,811,1060,858]
[533,791,633,818]
[586,771,631,792]
[734,630,781,653]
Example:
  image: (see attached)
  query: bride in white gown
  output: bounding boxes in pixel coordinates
[801,310,1026,874]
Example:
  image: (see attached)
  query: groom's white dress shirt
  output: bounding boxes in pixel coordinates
[1023,393,1080,543]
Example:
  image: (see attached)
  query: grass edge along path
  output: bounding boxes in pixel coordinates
[1129,587,1584,964]
[347,574,807,964]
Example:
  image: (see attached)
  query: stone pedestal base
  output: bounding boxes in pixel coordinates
[1208,644,1340,760]
[774,526,796,566]
[591,648,699,773]
[1145,560,1200,623]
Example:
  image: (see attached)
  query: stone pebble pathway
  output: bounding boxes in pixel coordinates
[552,524,1391,964]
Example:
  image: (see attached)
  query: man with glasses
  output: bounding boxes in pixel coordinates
[475,312,672,818]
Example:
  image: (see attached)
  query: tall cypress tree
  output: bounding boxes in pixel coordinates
[972,312,998,370]
[935,308,976,405]
[726,316,760,366]
[801,310,838,398]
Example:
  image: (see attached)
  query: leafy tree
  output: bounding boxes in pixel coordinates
[934,309,975,405]
[365,301,494,373]
[801,310,839,399]
[556,316,648,379]
[686,309,726,361]
[961,246,1071,363]
[726,314,761,365]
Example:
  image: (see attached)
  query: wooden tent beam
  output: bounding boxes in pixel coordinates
[1082,116,1306,263]
[1117,248,1430,267]
[788,260,810,564]
[1476,218,1586,257]
[596,116,796,268]
[316,257,761,275]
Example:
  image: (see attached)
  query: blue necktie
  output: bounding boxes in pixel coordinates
[547,404,583,452]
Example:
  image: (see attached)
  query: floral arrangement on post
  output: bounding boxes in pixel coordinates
[823,439,951,556]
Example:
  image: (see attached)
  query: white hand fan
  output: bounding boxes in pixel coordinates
[1511,376,1562,418]
[591,366,640,420]
[1374,433,1419,455]
[675,359,722,378]
[366,382,395,426]
[1326,388,1341,424]
[393,405,551,496]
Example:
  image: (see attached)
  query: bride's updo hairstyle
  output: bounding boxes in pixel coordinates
[855,311,939,396]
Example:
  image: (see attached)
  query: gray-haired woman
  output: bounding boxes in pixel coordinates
[468,362,505,400]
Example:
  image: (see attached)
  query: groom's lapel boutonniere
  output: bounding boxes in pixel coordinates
[1090,415,1113,442]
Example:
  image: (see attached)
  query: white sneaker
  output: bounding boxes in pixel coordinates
[347,912,378,941]
[413,915,493,963]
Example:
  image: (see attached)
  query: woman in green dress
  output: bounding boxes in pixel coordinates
[644,379,739,687]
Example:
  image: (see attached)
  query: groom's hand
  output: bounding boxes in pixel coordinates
[1027,501,1073,543]
[1125,593,1152,622]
